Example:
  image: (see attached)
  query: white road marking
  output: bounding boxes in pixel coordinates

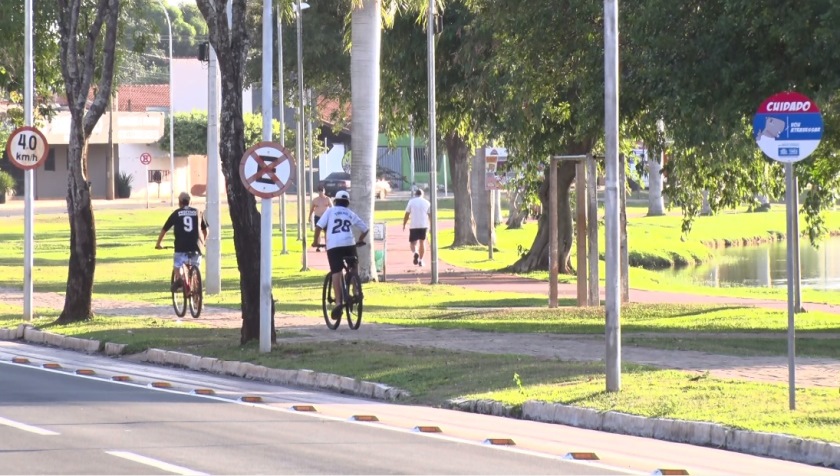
[106,451,208,476]
[0,416,59,436]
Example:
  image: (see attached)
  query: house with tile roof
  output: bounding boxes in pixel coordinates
[28,58,255,200]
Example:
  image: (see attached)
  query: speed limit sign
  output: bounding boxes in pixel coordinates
[5,126,50,171]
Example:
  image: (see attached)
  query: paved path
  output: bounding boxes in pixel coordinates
[2,216,839,389]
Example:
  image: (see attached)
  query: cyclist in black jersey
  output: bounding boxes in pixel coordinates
[155,192,209,291]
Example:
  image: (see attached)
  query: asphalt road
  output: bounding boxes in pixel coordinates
[1,342,837,476]
[0,362,622,475]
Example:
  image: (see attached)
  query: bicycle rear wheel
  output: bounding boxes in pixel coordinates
[188,267,203,318]
[345,272,363,330]
[171,269,187,317]
[322,273,340,330]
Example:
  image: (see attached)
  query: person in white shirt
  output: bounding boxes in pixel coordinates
[313,190,369,318]
[402,188,432,267]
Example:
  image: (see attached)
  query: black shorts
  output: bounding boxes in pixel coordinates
[326,245,357,273]
[408,228,427,242]
[313,215,321,225]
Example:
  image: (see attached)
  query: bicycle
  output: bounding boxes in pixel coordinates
[321,244,365,330]
[161,248,203,319]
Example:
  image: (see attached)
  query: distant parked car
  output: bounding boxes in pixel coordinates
[319,172,351,197]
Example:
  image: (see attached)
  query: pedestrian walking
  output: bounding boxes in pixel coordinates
[309,185,333,251]
[403,188,431,267]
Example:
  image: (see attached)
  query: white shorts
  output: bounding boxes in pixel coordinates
[174,252,202,269]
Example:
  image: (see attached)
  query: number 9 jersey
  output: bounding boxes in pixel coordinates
[316,206,368,250]
[163,207,209,253]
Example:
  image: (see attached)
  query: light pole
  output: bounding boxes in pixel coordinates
[427,0,439,284]
[296,0,309,271]
[157,1,175,206]
[277,5,288,254]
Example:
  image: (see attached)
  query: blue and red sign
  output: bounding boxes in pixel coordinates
[753,91,823,163]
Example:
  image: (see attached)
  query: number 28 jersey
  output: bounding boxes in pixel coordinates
[316,206,368,250]
[163,207,208,253]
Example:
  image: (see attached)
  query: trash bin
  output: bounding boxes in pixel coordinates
[374,250,385,273]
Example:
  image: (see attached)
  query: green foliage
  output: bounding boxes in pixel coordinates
[158,111,289,156]
[115,172,133,198]
[0,170,16,194]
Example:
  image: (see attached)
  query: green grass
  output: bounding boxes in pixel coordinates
[3,201,840,445]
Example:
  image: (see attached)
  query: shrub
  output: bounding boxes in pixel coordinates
[115,171,133,198]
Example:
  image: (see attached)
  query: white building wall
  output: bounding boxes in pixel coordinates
[171,58,253,114]
[118,143,188,201]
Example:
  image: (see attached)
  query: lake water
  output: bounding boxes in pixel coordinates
[659,236,840,290]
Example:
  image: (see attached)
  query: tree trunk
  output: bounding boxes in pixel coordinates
[506,188,526,229]
[58,127,96,323]
[198,0,275,344]
[511,161,576,273]
[55,0,120,323]
[445,132,480,246]
[647,149,665,216]
[349,0,381,282]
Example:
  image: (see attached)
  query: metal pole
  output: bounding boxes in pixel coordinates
[784,163,796,410]
[23,0,34,321]
[295,0,308,270]
[488,188,494,260]
[409,118,415,187]
[603,0,621,392]
[587,156,599,306]
[277,5,288,254]
[258,0,274,353]
[619,153,629,303]
[792,173,802,312]
[307,88,315,216]
[442,153,448,196]
[159,4,175,207]
[548,158,558,308]
[427,0,439,284]
[576,160,587,306]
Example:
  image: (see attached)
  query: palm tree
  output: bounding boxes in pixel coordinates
[349,0,382,281]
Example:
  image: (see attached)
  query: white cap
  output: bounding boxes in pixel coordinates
[335,190,350,200]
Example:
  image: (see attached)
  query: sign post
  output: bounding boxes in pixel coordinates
[140,152,152,209]
[239,141,296,353]
[6,126,50,321]
[753,91,823,410]
[484,147,508,260]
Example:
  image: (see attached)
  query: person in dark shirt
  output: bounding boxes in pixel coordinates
[155,192,209,291]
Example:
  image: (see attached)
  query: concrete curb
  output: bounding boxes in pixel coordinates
[446,399,840,469]
[135,347,412,402]
[2,326,837,467]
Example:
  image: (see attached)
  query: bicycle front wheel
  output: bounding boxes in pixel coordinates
[345,272,363,330]
[188,267,203,318]
[322,273,340,330]
[171,269,187,317]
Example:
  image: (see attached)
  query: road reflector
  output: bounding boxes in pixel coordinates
[240,396,263,403]
[413,426,442,433]
[12,357,30,364]
[111,375,131,382]
[42,363,61,369]
[350,415,379,422]
[75,369,95,376]
[564,452,600,461]
[291,405,317,412]
[653,470,690,475]
[483,438,516,446]
[150,381,172,388]
[192,388,215,395]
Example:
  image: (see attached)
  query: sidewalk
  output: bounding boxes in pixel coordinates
[1,216,838,389]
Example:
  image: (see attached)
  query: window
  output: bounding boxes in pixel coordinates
[44,148,56,171]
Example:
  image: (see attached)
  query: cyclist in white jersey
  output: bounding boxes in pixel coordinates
[312,190,369,316]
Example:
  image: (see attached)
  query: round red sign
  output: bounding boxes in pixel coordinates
[140,152,152,165]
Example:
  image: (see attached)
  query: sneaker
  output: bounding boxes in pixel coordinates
[418,259,424,267]
[170,280,182,292]
[413,253,419,265]
[331,304,343,320]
